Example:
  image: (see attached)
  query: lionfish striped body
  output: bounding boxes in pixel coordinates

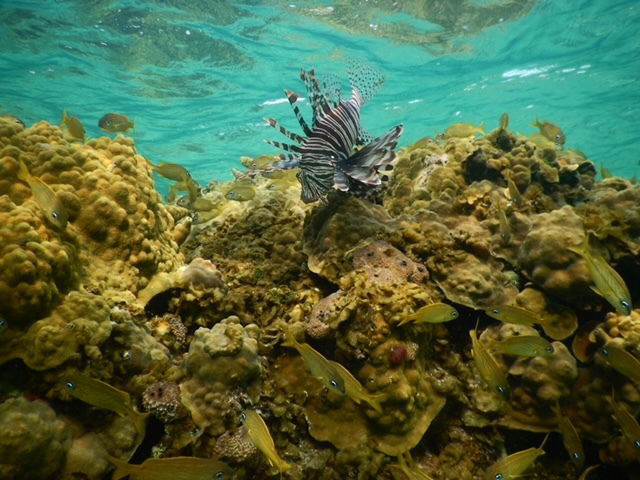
[265,66,403,203]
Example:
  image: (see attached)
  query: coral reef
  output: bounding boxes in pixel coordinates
[2,114,640,480]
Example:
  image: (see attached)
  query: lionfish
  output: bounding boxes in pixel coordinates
[264,61,404,203]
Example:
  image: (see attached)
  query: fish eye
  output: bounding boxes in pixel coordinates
[65,381,76,390]
[51,211,59,219]
[240,412,247,422]
[601,347,609,356]
[330,379,338,388]
[491,309,500,315]
[546,345,554,353]
[495,474,503,480]
[451,311,459,318]
[214,472,225,479]
[634,440,640,449]
[123,351,132,361]
[572,452,582,459]
[555,134,562,140]
[621,300,631,311]
[0,319,6,328]
[497,385,507,395]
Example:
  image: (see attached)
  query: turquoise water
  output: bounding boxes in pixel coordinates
[1,0,639,191]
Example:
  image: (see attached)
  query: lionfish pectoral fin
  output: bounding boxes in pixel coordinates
[264,117,305,144]
[333,170,350,191]
[264,139,304,153]
[285,89,313,137]
[340,166,383,186]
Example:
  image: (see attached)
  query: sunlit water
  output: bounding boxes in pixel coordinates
[1,0,639,193]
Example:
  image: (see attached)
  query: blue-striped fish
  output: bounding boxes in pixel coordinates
[265,62,403,203]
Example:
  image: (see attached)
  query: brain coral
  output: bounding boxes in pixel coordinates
[0,397,71,480]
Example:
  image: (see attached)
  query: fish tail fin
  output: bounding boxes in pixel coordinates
[568,232,591,257]
[396,313,414,326]
[366,394,384,414]
[479,120,486,133]
[131,410,149,441]
[16,159,32,183]
[105,454,130,480]
[530,117,540,128]
[539,431,551,450]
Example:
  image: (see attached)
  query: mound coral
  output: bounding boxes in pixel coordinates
[0,397,71,480]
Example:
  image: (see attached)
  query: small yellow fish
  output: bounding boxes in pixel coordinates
[531,118,565,145]
[484,433,548,480]
[282,328,346,395]
[225,183,256,202]
[493,197,511,243]
[191,197,217,211]
[554,406,584,468]
[241,410,292,474]
[469,325,510,397]
[393,451,434,480]
[61,110,86,142]
[63,373,148,442]
[442,121,485,139]
[17,159,68,229]
[149,161,192,182]
[598,340,640,385]
[608,394,640,454]
[568,236,632,315]
[0,114,25,127]
[484,305,538,327]
[495,335,554,357]
[99,113,135,133]
[499,112,509,131]
[397,303,459,326]
[107,454,233,480]
[505,174,523,207]
[241,155,277,170]
[328,360,385,413]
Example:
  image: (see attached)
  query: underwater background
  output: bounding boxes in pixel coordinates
[1,0,639,188]
[3,2,640,480]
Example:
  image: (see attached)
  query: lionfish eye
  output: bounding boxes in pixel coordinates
[65,381,75,390]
